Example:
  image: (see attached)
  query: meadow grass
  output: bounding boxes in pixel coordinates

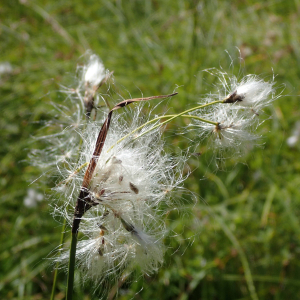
[1,0,300,299]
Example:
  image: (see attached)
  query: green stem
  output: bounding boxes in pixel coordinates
[136,100,222,139]
[107,100,221,153]
[66,232,78,300]
[182,114,218,125]
[50,218,67,300]
[53,123,86,300]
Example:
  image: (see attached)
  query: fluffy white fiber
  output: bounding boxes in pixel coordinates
[54,105,188,289]
[83,54,106,87]
[188,69,278,160]
[30,53,280,296]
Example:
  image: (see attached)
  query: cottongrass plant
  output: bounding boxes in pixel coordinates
[31,52,280,300]
[58,92,183,300]
[55,107,188,295]
[40,53,182,299]
[44,53,180,298]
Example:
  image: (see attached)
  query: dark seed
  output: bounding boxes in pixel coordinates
[224,90,245,103]
[129,182,139,194]
[120,218,136,233]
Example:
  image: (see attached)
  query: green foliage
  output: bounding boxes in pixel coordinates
[1,0,300,299]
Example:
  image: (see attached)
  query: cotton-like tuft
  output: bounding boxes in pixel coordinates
[84,54,106,87]
[54,106,189,290]
[229,75,275,114]
[189,103,258,159]
[185,70,278,160]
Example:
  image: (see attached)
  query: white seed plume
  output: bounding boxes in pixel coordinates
[30,54,112,180]
[84,54,106,87]
[54,106,189,289]
[190,103,257,159]
[187,70,277,159]
[227,75,276,115]
[28,100,86,173]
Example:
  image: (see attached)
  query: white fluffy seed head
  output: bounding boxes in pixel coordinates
[229,75,275,114]
[53,105,190,290]
[84,54,106,87]
[29,54,112,180]
[202,68,277,114]
[187,69,278,161]
[55,214,164,289]
[207,68,277,116]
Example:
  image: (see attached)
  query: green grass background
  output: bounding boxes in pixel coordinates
[1,0,300,299]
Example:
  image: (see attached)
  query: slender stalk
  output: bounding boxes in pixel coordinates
[64,123,85,300]
[66,232,78,300]
[107,108,220,153]
[136,100,222,139]
[50,218,67,300]
[180,114,218,125]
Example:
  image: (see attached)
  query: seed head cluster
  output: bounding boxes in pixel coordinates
[189,69,278,159]
[54,106,188,288]
[44,54,187,287]
[30,53,280,296]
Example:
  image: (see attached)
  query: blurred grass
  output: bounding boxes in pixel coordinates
[1,0,300,299]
